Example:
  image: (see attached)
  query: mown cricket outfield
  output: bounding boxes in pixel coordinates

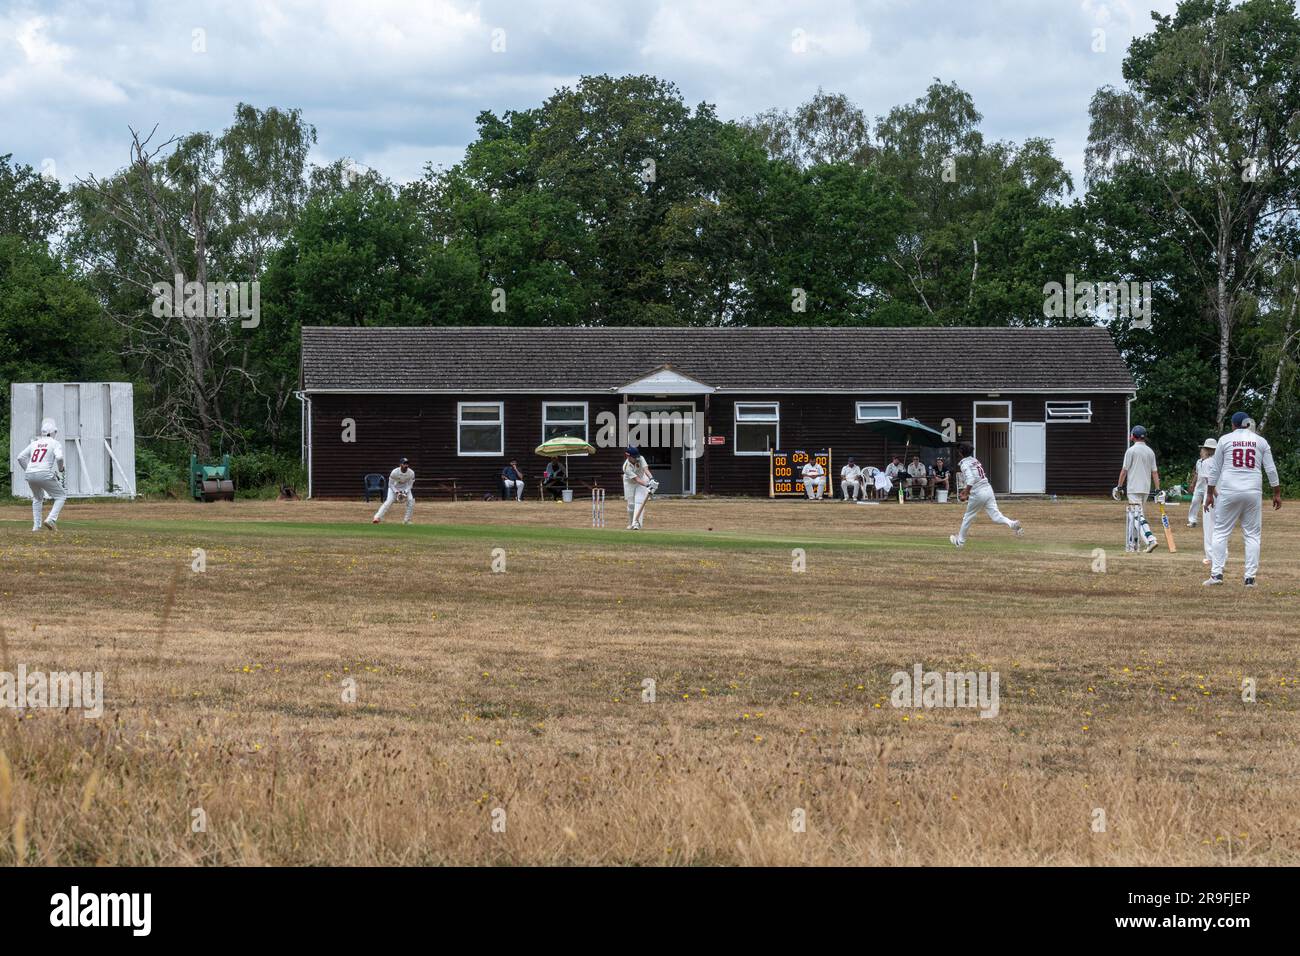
[0,497,1296,865]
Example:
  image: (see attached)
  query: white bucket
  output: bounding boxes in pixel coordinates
[561,489,574,503]
[936,489,948,503]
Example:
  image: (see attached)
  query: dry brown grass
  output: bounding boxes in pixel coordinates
[0,494,1297,865]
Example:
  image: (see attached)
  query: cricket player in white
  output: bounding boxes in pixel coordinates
[949,443,1022,547]
[372,457,415,524]
[801,460,826,499]
[840,458,863,501]
[1115,425,1160,554]
[622,445,655,530]
[1187,438,1217,564]
[1204,412,1282,587]
[16,418,67,532]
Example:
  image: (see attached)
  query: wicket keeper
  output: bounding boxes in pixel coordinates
[373,457,416,524]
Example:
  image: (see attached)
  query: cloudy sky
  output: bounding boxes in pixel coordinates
[2,0,1182,193]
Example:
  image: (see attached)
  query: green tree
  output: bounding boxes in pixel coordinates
[0,154,65,243]
[743,89,873,169]
[1086,0,1300,429]
[874,81,1076,324]
[419,75,741,327]
[0,234,116,419]
[69,104,316,456]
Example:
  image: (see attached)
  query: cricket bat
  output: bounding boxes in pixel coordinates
[1157,500,1177,552]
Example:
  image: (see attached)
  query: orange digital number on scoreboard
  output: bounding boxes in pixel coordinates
[769,449,833,497]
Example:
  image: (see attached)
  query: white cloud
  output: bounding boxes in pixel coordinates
[0,0,1182,187]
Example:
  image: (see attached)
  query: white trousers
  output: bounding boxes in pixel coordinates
[955,485,1014,544]
[804,476,826,499]
[841,478,862,500]
[624,480,649,528]
[1211,491,1263,579]
[374,486,415,523]
[28,475,67,529]
[503,478,524,500]
[1188,486,1212,560]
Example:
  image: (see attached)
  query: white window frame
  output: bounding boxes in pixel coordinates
[541,401,589,442]
[734,402,780,456]
[457,401,504,456]
[1046,400,1092,423]
[855,401,902,422]
[973,401,1012,423]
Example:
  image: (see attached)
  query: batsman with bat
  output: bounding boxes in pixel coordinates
[1115,425,1161,554]
[372,457,416,524]
[622,445,658,530]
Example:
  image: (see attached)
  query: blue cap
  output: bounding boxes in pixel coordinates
[625,445,640,457]
[1130,425,1147,439]
[399,457,409,464]
[1231,412,1250,429]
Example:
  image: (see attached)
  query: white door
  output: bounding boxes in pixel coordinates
[681,416,696,495]
[1011,422,1046,494]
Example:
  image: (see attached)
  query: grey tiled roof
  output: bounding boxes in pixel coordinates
[301,326,1135,392]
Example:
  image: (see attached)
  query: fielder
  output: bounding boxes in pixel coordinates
[840,458,864,501]
[372,457,416,524]
[801,459,826,499]
[1187,438,1217,565]
[1203,412,1282,588]
[1115,425,1160,554]
[16,418,67,532]
[949,443,1023,547]
[622,445,656,530]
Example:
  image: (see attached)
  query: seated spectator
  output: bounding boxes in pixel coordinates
[501,460,525,501]
[542,457,567,500]
[869,465,892,499]
[906,454,930,500]
[884,456,905,500]
[801,459,826,500]
[840,458,864,501]
[932,457,951,498]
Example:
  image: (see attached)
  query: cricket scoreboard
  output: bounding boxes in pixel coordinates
[769,448,833,497]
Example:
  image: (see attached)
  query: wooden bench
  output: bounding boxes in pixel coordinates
[417,477,459,501]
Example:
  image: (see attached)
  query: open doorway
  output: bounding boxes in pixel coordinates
[973,402,1011,494]
[626,402,696,495]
